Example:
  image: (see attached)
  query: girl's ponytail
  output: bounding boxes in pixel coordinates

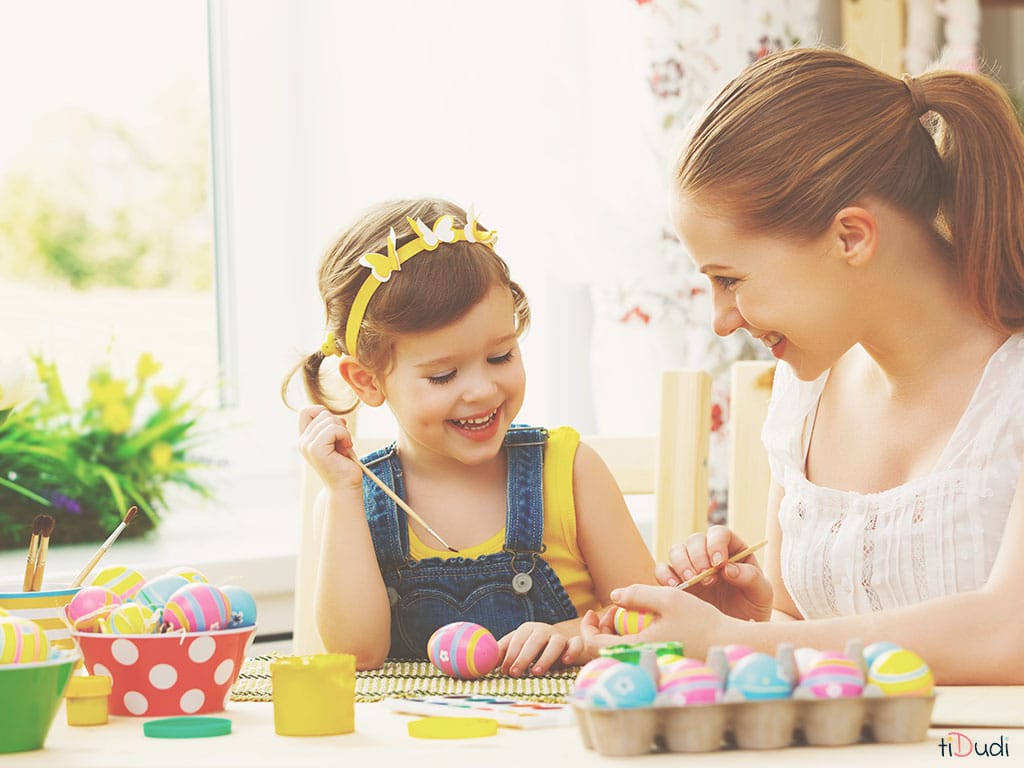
[921,71,1024,332]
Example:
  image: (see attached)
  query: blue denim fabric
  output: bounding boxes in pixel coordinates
[361,425,578,659]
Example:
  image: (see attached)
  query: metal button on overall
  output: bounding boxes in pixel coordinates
[511,572,533,594]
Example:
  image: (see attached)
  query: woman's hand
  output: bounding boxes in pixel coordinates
[297,405,363,491]
[656,526,772,622]
[497,622,584,677]
[580,584,736,661]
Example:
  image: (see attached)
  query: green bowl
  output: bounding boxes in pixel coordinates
[0,650,79,753]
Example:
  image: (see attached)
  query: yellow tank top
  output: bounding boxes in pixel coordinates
[407,426,600,617]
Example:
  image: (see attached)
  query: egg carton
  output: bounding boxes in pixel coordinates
[571,693,936,755]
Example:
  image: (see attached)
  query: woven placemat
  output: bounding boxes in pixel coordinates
[231,655,576,703]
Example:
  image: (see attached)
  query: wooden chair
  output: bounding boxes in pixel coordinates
[291,362,775,654]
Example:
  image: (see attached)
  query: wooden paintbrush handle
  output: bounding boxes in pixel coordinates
[676,539,769,591]
[29,537,50,591]
[23,534,40,592]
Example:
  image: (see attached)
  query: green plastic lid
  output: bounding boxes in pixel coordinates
[143,716,232,739]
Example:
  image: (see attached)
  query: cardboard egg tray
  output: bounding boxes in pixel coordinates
[571,693,936,755]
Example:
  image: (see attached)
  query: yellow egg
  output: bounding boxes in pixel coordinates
[0,615,50,663]
[868,648,934,696]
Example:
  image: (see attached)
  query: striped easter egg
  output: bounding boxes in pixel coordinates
[612,607,654,635]
[586,661,658,708]
[103,602,158,635]
[164,566,208,584]
[66,586,122,632]
[726,652,793,700]
[89,564,146,600]
[132,574,189,611]
[426,621,500,680]
[868,648,934,696]
[0,615,50,663]
[161,583,232,632]
[656,658,724,705]
[797,651,865,699]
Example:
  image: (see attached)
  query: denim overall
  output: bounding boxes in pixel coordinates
[361,426,579,659]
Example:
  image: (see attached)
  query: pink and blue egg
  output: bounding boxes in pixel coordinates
[795,651,865,699]
[426,621,500,680]
[0,615,50,663]
[656,658,724,706]
[585,661,658,708]
[161,583,232,632]
[65,586,122,632]
[725,652,794,701]
[571,656,622,701]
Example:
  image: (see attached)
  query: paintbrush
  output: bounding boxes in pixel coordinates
[22,514,53,591]
[70,506,138,588]
[675,539,769,591]
[28,515,56,592]
[347,452,458,554]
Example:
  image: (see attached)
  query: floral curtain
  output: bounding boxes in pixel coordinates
[589,0,820,524]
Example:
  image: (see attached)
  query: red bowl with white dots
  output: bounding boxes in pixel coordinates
[71,625,255,716]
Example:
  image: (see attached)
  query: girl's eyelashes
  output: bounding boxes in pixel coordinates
[427,370,457,385]
[488,350,515,365]
[424,350,515,385]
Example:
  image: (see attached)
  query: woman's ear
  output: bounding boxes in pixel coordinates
[833,205,877,268]
[339,357,385,407]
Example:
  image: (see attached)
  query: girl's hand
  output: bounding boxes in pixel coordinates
[497,622,583,677]
[580,585,734,661]
[656,526,772,622]
[297,405,362,491]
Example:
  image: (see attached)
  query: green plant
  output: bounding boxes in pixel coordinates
[0,352,214,548]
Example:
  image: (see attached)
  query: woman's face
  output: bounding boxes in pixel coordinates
[672,195,859,381]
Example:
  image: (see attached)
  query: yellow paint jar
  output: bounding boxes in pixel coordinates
[65,675,112,726]
[270,654,356,736]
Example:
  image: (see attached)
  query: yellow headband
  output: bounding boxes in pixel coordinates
[339,212,498,356]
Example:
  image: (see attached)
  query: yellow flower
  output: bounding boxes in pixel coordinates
[150,442,174,470]
[88,376,128,408]
[101,402,132,434]
[152,381,184,409]
[136,353,162,381]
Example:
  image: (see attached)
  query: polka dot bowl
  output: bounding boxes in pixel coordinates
[71,625,255,716]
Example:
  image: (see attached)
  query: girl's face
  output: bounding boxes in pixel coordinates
[673,195,858,381]
[381,284,526,466]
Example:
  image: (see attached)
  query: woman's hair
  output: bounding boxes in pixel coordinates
[676,47,1024,333]
[282,198,530,413]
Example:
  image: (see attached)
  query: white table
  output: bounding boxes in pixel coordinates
[5,688,1022,768]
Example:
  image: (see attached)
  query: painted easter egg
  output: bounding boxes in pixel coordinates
[726,652,793,701]
[88,564,146,600]
[585,661,658,708]
[612,607,654,635]
[426,621,500,680]
[863,640,901,670]
[132,574,190,610]
[571,656,622,700]
[796,650,865,699]
[103,602,158,635]
[0,615,50,663]
[66,586,122,632]
[868,648,934,696]
[164,566,208,584]
[656,658,724,705]
[221,585,258,628]
[161,583,232,633]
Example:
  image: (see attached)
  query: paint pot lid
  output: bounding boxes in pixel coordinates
[407,717,498,739]
[143,716,232,739]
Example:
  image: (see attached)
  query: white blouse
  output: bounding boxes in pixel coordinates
[762,334,1024,619]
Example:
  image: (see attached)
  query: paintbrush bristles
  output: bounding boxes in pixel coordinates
[69,505,139,588]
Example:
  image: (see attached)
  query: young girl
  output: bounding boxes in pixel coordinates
[288,198,655,672]
[581,47,1024,684]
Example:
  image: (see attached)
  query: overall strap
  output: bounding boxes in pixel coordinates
[361,444,408,570]
[503,426,549,553]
